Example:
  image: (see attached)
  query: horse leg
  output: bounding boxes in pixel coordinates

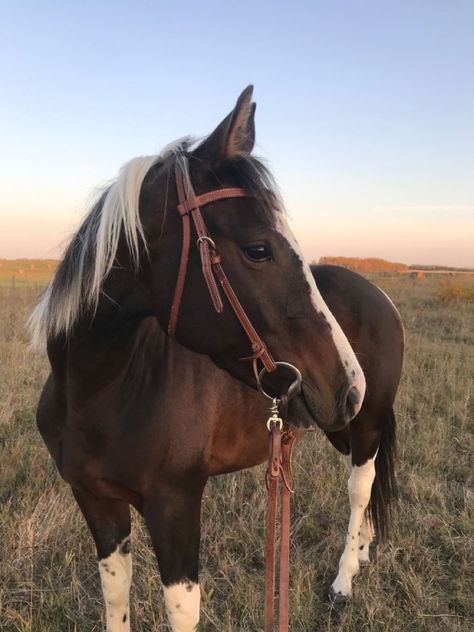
[328,418,379,603]
[144,478,206,632]
[72,488,132,631]
[341,453,374,566]
[358,503,376,566]
[329,453,376,602]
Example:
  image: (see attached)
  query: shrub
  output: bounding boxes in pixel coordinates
[434,281,474,303]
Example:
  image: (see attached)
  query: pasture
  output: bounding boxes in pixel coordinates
[0,274,472,631]
[0,260,58,288]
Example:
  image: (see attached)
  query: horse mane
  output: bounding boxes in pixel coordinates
[29,153,165,348]
[29,139,281,350]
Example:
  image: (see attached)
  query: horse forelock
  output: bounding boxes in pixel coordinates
[234,154,284,222]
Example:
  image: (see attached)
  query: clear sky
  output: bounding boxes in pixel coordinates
[1,1,473,266]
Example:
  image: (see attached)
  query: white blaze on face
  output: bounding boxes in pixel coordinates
[274,212,366,406]
[163,581,200,632]
[98,537,132,632]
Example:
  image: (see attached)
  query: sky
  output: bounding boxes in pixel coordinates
[1,1,473,267]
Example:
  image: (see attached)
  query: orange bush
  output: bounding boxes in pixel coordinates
[434,282,474,303]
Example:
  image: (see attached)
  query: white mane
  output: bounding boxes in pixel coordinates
[29,153,163,349]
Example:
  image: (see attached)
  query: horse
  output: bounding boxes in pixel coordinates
[30,86,404,631]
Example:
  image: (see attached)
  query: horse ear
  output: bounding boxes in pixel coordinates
[194,85,256,164]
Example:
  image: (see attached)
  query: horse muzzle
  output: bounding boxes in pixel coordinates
[287,378,365,431]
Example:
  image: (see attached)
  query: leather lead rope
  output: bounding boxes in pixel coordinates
[264,398,296,632]
[278,432,295,631]
[169,159,277,374]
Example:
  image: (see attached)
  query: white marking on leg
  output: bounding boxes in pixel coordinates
[274,212,366,408]
[342,453,374,564]
[358,512,375,565]
[163,581,200,632]
[99,537,132,632]
[332,457,376,597]
[341,452,373,563]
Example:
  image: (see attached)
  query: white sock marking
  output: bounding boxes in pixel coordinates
[358,512,375,564]
[342,453,373,563]
[99,537,132,631]
[274,212,366,409]
[332,456,376,597]
[163,581,200,632]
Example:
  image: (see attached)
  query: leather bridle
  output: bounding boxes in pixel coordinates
[168,155,277,376]
[168,154,301,631]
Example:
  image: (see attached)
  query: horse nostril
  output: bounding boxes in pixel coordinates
[346,386,362,418]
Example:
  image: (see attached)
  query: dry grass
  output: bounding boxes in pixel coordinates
[0,260,58,287]
[0,275,473,631]
[434,281,474,303]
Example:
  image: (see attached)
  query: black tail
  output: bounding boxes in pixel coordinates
[368,407,397,541]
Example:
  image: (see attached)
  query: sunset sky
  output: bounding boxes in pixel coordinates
[1,1,473,267]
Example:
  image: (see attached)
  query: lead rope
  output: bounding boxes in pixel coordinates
[264,397,296,632]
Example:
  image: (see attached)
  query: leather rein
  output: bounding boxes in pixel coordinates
[168,155,298,631]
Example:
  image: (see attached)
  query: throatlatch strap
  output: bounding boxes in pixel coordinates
[168,171,191,337]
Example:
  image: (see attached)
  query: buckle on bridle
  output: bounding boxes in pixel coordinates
[196,235,216,250]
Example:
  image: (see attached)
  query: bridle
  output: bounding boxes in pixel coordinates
[168,154,279,377]
[168,153,301,631]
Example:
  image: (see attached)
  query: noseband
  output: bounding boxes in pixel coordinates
[168,155,278,376]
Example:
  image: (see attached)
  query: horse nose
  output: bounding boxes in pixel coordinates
[346,385,363,419]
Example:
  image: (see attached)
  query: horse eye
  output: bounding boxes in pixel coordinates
[242,244,273,262]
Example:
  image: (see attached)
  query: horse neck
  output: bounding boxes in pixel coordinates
[49,255,157,383]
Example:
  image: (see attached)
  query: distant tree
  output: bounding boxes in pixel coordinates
[318,256,408,273]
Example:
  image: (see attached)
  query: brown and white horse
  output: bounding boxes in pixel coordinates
[30,87,403,631]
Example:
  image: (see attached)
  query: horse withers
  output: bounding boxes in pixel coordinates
[30,87,403,631]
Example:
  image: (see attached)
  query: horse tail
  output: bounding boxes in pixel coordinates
[369,406,397,541]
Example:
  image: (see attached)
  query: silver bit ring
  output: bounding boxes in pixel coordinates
[257,361,302,401]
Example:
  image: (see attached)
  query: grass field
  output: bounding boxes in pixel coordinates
[0,274,473,631]
[0,260,58,288]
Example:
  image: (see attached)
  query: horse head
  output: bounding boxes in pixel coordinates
[141,87,366,430]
